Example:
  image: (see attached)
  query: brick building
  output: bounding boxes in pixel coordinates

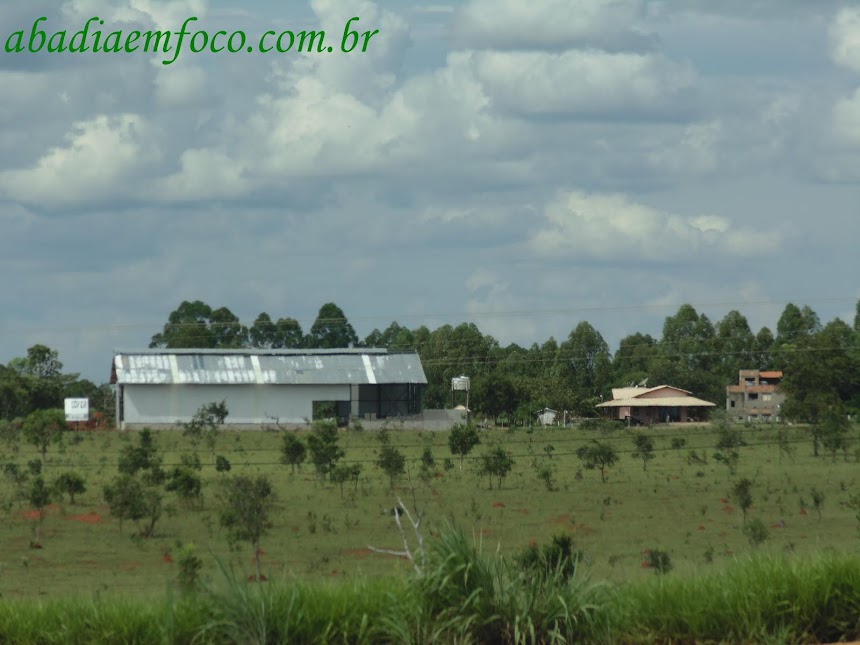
[725,369,785,422]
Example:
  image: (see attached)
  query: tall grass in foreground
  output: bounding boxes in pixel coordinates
[1,532,860,643]
[612,551,860,644]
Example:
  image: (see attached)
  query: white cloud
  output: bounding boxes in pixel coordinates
[153,64,209,108]
[62,0,209,31]
[647,121,721,175]
[528,191,781,262]
[468,49,695,118]
[454,0,650,50]
[833,87,860,146]
[830,6,860,73]
[0,114,161,207]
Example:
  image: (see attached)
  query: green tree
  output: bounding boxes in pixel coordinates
[560,321,613,411]
[103,474,162,537]
[448,423,481,470]
[810,487,825,522]
[730,477,754,525]
[306,420,344,481]
[165,453,204,509]
[306,303,358,349]
[54,471,87,504]
[575,440,618,482]
[218,475,276,582]
[652,305,720,403]
[118,429,165,485]
[631,431,655,471]
[22,409,67,460]
[28,475,52,544]
[375,430,406,489]
[250,313,304,349]
[612,333,659,387]
[754,327,775,370]
[479,445,515,489]
[713,427,746,475]
[280,433,307,474]
[714,310,756,381]
[472,373,517,424]
[209,306,249,348]
[149,300,217,348]
[819,404,851,463]
[183,401,228,461]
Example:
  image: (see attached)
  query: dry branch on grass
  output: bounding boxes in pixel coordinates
[368,496,426,575]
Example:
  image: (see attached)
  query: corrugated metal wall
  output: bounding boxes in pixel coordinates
[123,384,350,425]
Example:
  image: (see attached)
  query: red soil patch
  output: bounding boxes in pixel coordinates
[478,528,493,538]
[720,498,729,504]
[257,549,265,556]
[67,512,102,524]
[771,522,785,529]
[697,525,706,531]
[247,574,268,582]
[431,489,442,496]
[721,505,734,514]
[292,526,300,533]
[21,504,60,521]
[492,502,506,508]
[640,561,651,569]
[551,513,573,525]
[671,475,681,480]
[343,548,375,558]
[800,508,808,516]
[29,542,43,550]
[529,538,537,547]
[162,554,174,563]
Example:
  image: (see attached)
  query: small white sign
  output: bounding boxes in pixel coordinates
[64,398,89,422]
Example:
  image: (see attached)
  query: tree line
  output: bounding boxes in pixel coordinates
[1,299,858,426]
[146,299,860,424]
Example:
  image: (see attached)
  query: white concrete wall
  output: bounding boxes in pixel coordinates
[122,384,350,425]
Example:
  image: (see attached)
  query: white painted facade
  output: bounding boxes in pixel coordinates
[121,383,349,426]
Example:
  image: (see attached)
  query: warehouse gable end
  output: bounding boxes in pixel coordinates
[110,348,428,429]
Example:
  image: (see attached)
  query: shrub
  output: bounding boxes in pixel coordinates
[514,532,583,583]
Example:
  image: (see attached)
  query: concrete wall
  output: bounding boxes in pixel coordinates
[121,384,350,426]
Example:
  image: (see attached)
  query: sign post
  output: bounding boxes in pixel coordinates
[64,398,89,429]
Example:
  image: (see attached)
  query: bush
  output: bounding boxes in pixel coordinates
[743,518,770,547]
[647,549,672,574]
[514,532,583,583]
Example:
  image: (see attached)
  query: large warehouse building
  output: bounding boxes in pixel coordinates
[110,348,427,429]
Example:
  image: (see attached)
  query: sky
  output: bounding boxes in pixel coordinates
[0,0,858,383]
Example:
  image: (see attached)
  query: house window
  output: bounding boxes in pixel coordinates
[748,393,759,401]
[730,400,735,408]
[762,393,772,402]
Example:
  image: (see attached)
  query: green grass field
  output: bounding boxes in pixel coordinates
[1,421,858,601]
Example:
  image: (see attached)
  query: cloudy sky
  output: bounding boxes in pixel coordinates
[1,0,858,382]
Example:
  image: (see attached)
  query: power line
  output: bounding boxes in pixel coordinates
[0,297,854,334]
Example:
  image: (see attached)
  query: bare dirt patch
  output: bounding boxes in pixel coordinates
[67,512,102,524]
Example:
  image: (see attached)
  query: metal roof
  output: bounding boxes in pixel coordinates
[597,396,716,408]
[111,349,427,386]
[610,385,692,400]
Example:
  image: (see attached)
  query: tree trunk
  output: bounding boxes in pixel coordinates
[254,539,262,583]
